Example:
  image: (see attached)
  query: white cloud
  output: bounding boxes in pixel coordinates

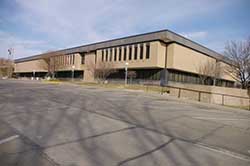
[14,0,228,42]
[0,31,47,59]
[4,0,230,58]
[181,31,208,40]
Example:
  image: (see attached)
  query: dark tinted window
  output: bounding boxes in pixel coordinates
[134,45,138,60]
[114,48,117,61]
[119,47,122,61]
[80,53,85,64]
[129,46,132,60]
[72,54,75,64]
[110,49,112,61]
[140,44,143,59]
[105,50,108,61]
[101,50,104,61]
[146,44,150,59]
[124,47,127,61]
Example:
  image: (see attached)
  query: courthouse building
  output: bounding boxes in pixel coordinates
[14,29,235,87]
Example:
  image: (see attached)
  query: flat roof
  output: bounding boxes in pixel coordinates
[15,29,230,64]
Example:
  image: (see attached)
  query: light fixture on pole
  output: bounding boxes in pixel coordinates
[125,62,129,85]
[7,47,14,60]
[72,65,75,81]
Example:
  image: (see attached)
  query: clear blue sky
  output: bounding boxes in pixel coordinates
[0,0,249,59]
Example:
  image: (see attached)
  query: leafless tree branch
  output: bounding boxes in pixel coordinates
[86,60,116,82]
[40,52,64,79]
[224,37,250,89]
[0,58,13,78]
[197,60,222,85]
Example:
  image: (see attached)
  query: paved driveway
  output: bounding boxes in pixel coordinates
[0,80,250,166]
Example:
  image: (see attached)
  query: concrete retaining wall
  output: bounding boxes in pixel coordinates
[168,82,249,107]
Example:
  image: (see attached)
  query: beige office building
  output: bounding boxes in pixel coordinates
[14,30,235,87]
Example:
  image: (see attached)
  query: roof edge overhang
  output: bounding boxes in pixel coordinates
[15,29,232,65]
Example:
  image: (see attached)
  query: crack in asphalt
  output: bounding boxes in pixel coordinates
[0,119,59,166]
[48,98,250,161]
[42,126,136,150]
[195,125,226,142]
[2,82,250,165]
[117,138,175,166]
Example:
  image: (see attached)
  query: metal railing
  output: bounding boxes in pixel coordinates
[144,84,250,110]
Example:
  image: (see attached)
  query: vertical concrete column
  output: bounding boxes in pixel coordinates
[137,44,140,60]
[143,43,147,60]
[121,46,124,62]
[160,69,169,86]
[111,48,114,62]
[74,53,81,69]
[96,50,102,64]
[83,52,96,82]
[126,45,129,61]
[160,43,169,86]
[131,44,135,61]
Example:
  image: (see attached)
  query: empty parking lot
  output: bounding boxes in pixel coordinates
[0,80,250,166]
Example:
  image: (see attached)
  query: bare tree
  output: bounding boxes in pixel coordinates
[96,62,116,81]
[40,55,51,77]
[248,84,250,97]
[247,84,250,111]
[198,60,222,85]
[0,58,13,78]
[127,70,137,83]
[86,60,116,82]
[224,37,250,89]
[40,53,64,79]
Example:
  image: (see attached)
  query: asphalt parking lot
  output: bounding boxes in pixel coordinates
[0,80,250,166]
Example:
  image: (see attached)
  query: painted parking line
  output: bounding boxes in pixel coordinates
[0,135,19,145]
[192,117,250,121]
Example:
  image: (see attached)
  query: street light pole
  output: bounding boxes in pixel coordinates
[72,65,75,81]
[33,70,35,80]
[125,62,129,85]
[14,64,16,76]
[7,47,14,78]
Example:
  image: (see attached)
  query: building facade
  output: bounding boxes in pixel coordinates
[14,30,235,87]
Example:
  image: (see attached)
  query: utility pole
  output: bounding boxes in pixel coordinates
[7,48,14,78]
[125,62,129,85]
[72,65,75,81]
[33,70,36,80]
